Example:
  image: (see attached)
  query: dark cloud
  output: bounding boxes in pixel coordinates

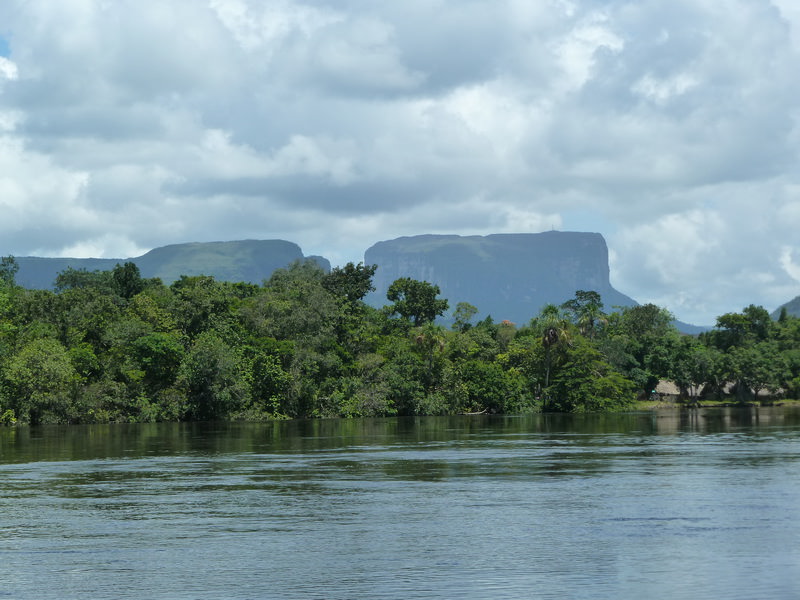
[165,175,437,215]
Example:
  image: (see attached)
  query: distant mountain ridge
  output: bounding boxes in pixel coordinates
[10,233,715,332]
[772,295,800,319]
[13,240,330,289]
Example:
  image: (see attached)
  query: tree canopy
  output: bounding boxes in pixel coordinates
[386,277,449,326]
[0,267,797,425]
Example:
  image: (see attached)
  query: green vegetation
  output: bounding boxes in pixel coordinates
[772,295,800,320]
[0,254,798,424]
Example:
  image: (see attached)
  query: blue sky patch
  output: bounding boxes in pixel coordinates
[0,36,10,57]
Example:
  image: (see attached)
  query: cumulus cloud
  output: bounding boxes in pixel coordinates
[0,0,798,324]
[0,57,16,81]
[782,247,800,283]
[613,182,800,322]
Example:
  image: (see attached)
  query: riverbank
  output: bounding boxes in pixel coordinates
[637,398,800,410]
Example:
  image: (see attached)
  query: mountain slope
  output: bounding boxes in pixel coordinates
[772,295,800,319]
[13,239,330,289]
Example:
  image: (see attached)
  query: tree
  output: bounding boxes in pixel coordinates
[4,338,78,424]
[169,275,239,339]
[413,323,447,388]
[177,331,248,420]
[613,303,673,339]
[243,261,338,345]
[533,303,571,388]
[710,304,773,351]
[127,293,178,333]
[0,256,19,287]
[561,290,605,338]
[546,337,636,413]
[452,302,478,332]
[248,351,291,417]
[56,287,124,351]
[445,358,528,414]
[0,276,18,369]
[320,262,380,360]
[112,262,145,299]
[728,342,785,402]
[775,315,800,398]
[601,303,676,396]
[130,332,185,394]
[322,262,377,303]
[375,336,426,416]
[386,278,449,326]
[54,267,114,293]
[666,335,707,398]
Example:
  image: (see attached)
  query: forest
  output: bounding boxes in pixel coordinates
[0,256,798,425]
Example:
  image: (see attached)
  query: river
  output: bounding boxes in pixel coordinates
[2,408,800,599]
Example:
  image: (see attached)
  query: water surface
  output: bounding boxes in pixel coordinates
[2,408,800,599]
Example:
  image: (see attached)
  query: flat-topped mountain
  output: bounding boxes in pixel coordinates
[13,239,330,289]
[364,232,638,324]
[9,232,710,332]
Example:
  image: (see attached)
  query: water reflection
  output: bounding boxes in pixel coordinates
[2,407,800,600]
[3,406,799,465]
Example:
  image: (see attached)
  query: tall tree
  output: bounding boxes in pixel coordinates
[452,301,479,333]
[561,290,605,338]
[728,341,785,402]
[710,304,773,351]
[386,278,449,326]
[533,303,571,388]
[112,262,146,299]
[0,256,19,288]
[413,322,447,388]
[601,303,676,396]
[322,262,377,303]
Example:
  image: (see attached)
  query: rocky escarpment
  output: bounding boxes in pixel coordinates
[364,231,637,324]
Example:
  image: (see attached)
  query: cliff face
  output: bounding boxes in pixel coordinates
[364,232,637,324]
[13,240,330,289]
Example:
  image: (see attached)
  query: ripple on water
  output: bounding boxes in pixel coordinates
[2,411,800,599]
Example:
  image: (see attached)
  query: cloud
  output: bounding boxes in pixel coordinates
[773,0,800,49]
[612,182,800,323]
[0,57,16,80]
[782,247,800,283]
[0,0,798,324]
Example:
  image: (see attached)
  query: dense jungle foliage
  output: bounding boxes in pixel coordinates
[0,256,798,425]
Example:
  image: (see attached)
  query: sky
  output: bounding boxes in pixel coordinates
[0,0,798,325]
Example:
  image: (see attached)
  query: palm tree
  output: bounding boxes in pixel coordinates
[577,301,607,339]
[536,304,571,388]
[562,290,605,339]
